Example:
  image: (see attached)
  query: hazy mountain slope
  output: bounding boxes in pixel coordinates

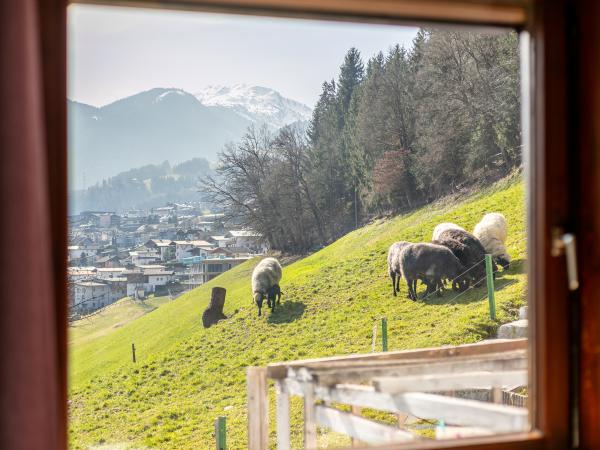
[69,177,526,449]
[69,158,214,214]
[68,86,312,190]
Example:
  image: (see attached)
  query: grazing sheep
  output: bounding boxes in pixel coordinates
[251,257,282,316]
[473,213,511,270]
[436,228,496,285]
[400,243,467,301]
[432,223,466,241]
[387,241,412,296]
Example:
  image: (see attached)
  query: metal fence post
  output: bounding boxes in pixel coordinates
[215,416,226,450]
[485,254,496,320]
[381,318,388,352]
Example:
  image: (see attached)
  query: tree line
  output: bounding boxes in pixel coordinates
[202,29,521,254]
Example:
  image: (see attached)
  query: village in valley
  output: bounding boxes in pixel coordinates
[67,203,267,318]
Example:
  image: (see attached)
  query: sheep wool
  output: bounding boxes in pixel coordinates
[473,213,511,268]
[251,257,283,315]
[432,222,466,241]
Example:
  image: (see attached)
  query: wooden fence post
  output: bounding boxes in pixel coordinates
[215,416,226,450]
[351,405,363,447]
[276,380,291,450]
[381,318,388,352]
[485,254,497,320]
[303,382,318,449]
[247,367,268,450]
[131,343,136,363]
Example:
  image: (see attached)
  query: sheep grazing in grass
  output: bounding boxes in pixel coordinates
[387,241,412,296]
[436,228,496,285]
[251,257,282,316]
[432,222,466,241]
[473,213,511,270]
[400,243,467,301]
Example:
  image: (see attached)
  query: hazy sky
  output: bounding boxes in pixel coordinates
[68,5,418,108]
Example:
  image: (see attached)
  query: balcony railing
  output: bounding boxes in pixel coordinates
[247,339,528,449]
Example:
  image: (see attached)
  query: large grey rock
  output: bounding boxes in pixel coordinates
[519,306,528,320]
[497,319,528,339]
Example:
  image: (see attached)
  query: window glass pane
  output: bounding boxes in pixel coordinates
[68,5,528,448]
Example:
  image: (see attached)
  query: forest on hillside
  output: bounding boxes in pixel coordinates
[72,158,213,213]
[202,29,521,253]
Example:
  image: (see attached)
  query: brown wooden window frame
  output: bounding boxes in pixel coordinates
[66,1,572,449]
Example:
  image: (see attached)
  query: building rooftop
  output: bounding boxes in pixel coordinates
[229,230,261,238]
[75,281,107,287]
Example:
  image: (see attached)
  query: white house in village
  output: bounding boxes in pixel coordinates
[144,239,175,261]
[199,256,252,283]
[67,266,97,282]
[228,230,267,253]
[124,267,175,298]
[95,267,126,280]
[129,249,161,266]
[72,281,110,311]
[209,235,234,248]
[173,240,214,261]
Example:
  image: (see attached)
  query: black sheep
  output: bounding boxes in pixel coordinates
[435,228,496,286]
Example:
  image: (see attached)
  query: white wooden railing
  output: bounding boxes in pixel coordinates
[247,339,529,449]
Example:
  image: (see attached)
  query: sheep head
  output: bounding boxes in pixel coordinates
[253,291,265,316]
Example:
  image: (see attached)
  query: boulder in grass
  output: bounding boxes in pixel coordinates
[202,287,227,328]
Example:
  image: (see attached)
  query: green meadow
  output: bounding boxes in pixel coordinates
[69,176,527,449]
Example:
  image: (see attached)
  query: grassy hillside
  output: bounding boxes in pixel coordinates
[69,177,527,449]
[69,296,171,348]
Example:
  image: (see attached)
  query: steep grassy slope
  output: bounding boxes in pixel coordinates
[70,296,171,348]
[69,177,526,449]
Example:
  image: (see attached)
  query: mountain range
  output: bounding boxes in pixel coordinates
[68,85,312,191]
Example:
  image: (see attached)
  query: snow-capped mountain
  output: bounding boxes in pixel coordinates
[195,84,312,130]
[69,86,312,192]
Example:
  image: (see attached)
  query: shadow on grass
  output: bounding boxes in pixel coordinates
[420,274,522,306]
[501,257,526,275]
[267,301,306,324]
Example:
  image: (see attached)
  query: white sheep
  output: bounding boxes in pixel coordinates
[473,213,511,269]
[251,257,282,316]
[432,222,466,241]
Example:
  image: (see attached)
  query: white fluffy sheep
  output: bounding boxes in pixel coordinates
[473,213,511,269]
[432,222,466,241]
[251,257,283,316]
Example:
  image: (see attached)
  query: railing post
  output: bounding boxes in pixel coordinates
[276,380,291,450]
[303,382,318,449]
[381,318,388,352]
[215,416,226,450]
[485,254,496,320]
[247,367,268,450]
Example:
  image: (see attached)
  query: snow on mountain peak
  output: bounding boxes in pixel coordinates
[153,89,187,104]
[195,84,312,129]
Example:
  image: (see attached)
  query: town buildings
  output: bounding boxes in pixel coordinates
[68,203,264,316]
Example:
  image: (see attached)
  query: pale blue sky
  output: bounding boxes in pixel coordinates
[68,5,418,108]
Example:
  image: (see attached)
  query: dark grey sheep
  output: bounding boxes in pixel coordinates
[387,241,412,296]
[400,243,467,301]
[435,228,496,285]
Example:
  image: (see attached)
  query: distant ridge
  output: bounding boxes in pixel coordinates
[69,86,312,190]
